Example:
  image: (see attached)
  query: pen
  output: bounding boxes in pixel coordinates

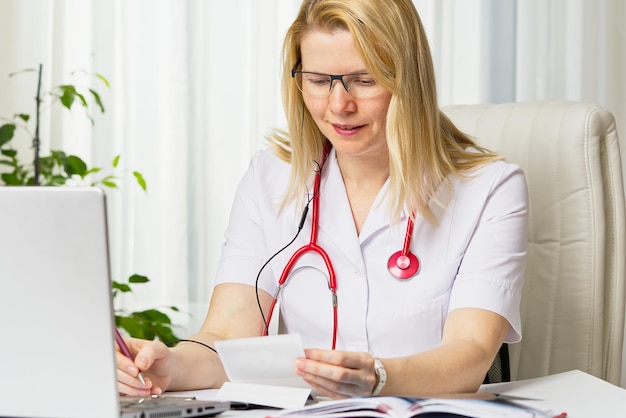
[114,327,147,385]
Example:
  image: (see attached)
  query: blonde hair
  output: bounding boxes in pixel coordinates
[266,0,500,223]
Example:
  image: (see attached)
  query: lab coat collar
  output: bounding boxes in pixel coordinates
[316,150,410,265]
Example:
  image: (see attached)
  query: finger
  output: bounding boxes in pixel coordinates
[307,380,351,400]
[304,349,374,369]
[117,379,161,397]
[115,348,159,391]
[134,339,170,371]
[114,336,150,374]
[117,382,151,397]
[127,336,152,356]
[116,368,164,397]
[304,349,378,391]
[116,366,152,396]
[115,349,135,370]
[296,358,370,398]
[116,351,145,381]
[299,370,361,399]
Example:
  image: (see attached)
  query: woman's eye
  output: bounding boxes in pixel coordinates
[352,78,376,87]
[313,78,328,86]
[309,78,330,86]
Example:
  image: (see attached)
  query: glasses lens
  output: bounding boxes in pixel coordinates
[343,74,382,98]
[294,72,383,98]
[296,73,332,96]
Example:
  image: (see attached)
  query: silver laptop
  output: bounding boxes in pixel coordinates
[0,187,229,418]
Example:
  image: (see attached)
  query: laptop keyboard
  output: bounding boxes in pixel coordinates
[121,395,207,408]
[120,395,227,417]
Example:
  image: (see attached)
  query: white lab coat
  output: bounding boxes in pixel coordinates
[215,148,528,357]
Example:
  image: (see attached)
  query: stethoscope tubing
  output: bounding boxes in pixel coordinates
[263,143,418,349]
[265,144,338,349]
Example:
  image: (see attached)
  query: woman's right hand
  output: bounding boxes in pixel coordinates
[116,337,175,396]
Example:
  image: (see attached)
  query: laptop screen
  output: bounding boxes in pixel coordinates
[0,187,122,418]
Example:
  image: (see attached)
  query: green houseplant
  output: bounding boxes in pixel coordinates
[0,64,181,341]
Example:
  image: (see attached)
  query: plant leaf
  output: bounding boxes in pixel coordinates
[101,180,118,189]
[112,154,120,168]
[38,155,55,172]
[133,171,147,191]
[117,316,145,339]
[9,68,37,77]
[66,155,88,177]
[50,149,68,161]
[58,85,77,110]
[129,274,150,284]
[1,172,21,185]
[75,91,88,109]
[89,88,106,113]
[85,167,102,176]
[50,174,68,185]
[0,124,16,147]
[112,281,132,293]
[135,309,172,324]
[151,324,178,343]
[95,73,111,88]
[16,113,30,122]
[1,149,17,157]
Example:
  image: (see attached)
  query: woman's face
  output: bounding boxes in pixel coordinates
[299,29,392,161]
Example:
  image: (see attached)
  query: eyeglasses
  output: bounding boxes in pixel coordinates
[291,64,385,99]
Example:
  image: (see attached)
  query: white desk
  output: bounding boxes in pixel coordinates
[478,370,626,417]
[171,370,626,417]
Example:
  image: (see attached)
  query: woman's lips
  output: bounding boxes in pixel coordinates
[332,123,364,136]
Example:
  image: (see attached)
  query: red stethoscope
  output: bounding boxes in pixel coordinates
[263,144,420,348]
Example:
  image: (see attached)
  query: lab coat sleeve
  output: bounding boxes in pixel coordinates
[213,150,284,295]
[448,163,529,343]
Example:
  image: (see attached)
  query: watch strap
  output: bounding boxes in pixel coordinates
[371,357,387,396]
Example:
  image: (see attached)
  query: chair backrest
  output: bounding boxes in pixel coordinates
[443,101,626,385]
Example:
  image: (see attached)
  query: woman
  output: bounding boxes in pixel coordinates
[117,0,528,399]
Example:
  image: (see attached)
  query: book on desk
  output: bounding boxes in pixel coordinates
[264,394,564,418]
[168,369,626,417]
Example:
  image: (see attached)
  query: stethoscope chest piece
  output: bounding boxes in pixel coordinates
[387,250,420,279]
[387,211,420,280]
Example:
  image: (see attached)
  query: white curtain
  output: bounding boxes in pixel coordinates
[1,0,624,385]
[87,0,301,332]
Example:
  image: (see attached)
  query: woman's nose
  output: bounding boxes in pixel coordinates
[327,81,356,113]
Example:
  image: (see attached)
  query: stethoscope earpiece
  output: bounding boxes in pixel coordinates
[387,250,420,279]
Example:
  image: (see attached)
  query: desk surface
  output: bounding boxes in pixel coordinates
[479,369,626,416]
[170,370,626,418]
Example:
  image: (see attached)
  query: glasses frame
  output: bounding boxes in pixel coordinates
[291,62,376,98]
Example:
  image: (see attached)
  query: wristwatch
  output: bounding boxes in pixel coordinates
[371,357,387,396]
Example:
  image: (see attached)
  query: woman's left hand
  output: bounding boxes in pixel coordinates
[296,349,378,399]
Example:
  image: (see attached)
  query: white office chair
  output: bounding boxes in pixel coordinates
[443,101,626,385]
